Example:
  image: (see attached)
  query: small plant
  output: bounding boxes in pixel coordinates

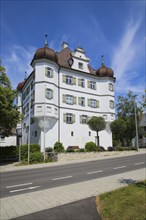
[78,148,85,152]
[85,142,97,152]
[54,141,65,153]
[45,147,53,152]
[97,146,106,152]
[66,148,75,153]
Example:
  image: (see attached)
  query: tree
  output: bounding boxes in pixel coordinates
[87,116,106,147]
[114,91,143,147]
[0,65,20,136]
[110,117,126,147]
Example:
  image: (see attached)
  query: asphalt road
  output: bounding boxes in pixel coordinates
[1,154,146,198]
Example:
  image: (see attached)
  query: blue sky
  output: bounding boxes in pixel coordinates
[1,0,145,100]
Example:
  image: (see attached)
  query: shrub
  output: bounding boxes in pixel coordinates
[29,152,43,164]
[54,142,64,153]
[0,146,19,162]
[130,147,137,150]
[107,146,114,151]
[98,146,106,152]
[45,147,53,152]
[85,142,97,152]
[0,146,18,157]
[20,144,41,160]
[115,147,124,151]
[66,148,75,153]
[78,148,85,152]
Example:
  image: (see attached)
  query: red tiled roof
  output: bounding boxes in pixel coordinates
[56,47,72,68]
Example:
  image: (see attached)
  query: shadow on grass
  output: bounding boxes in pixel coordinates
[118,178,146,188]
[135,181,146,188]
[118,178,136,185]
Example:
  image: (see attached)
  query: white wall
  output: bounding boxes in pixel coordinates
[0,136,16,147]
[19,55,115,151]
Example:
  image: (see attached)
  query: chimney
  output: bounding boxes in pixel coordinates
[61,42,69,50]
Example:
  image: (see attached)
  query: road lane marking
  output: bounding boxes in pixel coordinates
[53,176,72,181]
[113,166,126,170]
[10,186,41,193]
[134,162,144,166]
[6,182,33,189]
[87,170,103,175]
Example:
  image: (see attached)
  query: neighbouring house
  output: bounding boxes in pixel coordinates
[0,128,17,147]
[16,38,116,152]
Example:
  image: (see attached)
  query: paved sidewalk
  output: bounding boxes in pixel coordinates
[11,197,101,220]
[1,168,145,220]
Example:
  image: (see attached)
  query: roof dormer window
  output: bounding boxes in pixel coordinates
[78,62,83,70]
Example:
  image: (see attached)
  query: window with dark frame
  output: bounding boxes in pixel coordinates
[35,131,37,137]
[82,115,87,124]
[66,113,72,124]
[90,81,96,90]
[66,76,72,85]
[66,95,73,105]
[78,62,83,69]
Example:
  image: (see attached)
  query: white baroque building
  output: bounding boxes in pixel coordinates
[16,39,116,152]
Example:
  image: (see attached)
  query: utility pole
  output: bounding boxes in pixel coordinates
[134,102,139,152]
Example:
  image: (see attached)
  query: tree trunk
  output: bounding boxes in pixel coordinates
[97,132,99,147]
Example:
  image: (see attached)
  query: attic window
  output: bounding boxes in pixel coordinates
[0,136,5,142]
[78,62,83,70]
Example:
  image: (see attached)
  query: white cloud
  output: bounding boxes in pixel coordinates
[2,45,36,89]
[111,18,145,95]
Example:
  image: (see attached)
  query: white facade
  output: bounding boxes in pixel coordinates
[0,135,16,147]
[17,42,116,151]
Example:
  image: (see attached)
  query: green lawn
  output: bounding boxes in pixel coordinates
[96,181,146,220]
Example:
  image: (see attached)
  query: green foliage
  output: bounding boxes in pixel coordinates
[110,118,126,147]
[113,91,144,147]
[115,146,137,151]
[20,144,40,160]
[45,147,53,152]
[98,181,146,220]
[85,142,97,152]
[0,146,18,157]
[66,148,75,153]
[87,116,106,146]
[29,152,43,164]
[0,65,20,136]
[78,148,85,152]
[87,116,106,133]
[54,141,64,153]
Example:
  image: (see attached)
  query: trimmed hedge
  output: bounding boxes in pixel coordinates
[29,152,43,164]
[20,144,40,160]
[0,146,18,157]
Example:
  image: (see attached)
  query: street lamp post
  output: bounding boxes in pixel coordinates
[16,127,22,163]
[28,86,31,164]
[43,85,46,162]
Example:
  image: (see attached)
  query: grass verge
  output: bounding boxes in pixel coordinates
[96,181,146,220]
